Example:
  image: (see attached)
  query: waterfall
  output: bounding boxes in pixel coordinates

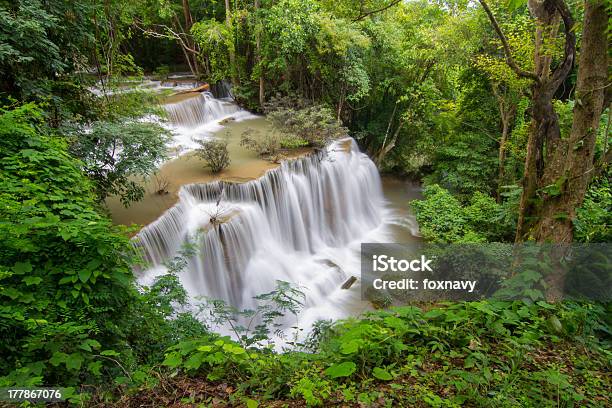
[164,92,242,128]
[135,138,398,331]
[162,91,256,152]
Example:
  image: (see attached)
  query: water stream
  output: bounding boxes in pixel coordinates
[116,84,420,338]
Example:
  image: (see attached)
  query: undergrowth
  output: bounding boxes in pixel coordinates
[91,300,610,407]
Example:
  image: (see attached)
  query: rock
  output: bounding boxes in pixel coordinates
[219,117,236,125]
[341,276,357,289]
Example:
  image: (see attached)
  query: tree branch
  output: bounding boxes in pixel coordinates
[477,0,541,83]
[132,20,199,54]
[352,0,402,22]
[549,0,575,90]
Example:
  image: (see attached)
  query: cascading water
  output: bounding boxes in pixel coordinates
[164,92,242,127]
[163,91,256,152]
[135,138,416,336]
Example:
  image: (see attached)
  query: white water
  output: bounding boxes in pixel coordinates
[163,92,257,152]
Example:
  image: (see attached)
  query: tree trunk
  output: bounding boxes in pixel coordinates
[493,88,517,202]
[515,85,561,241]
[497,110,510,201]
[225,0,238,86]
[255,0,264,108]
[181,0,200,76]
[513,0,576,242]
[532,0,609,242]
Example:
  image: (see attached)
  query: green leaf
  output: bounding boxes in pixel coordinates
[79,339,101,352]
[13,261,32,275]
[246,399,259,408]
[340,340,360,355]
[13,261,33,275]
[66,353,84,371]
[372,367,393,381]
[100,350,119,356]
[78,269,92,283]
[507,0,527,11]
[59,276,75,285]
[324,362,356,378]
[162,351,183,368]
[183,352,206,370]
[23,276,42,286]
[536,301,555,310]
[86,259,102,270]
[49,352,69,367]
[88,361,102,376]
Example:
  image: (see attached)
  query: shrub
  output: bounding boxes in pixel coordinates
[195,139,230,173]
[68,120,170,206]
[424,131,498,197]
[0,104,207,392]
[240,128,281,159]
[411,184,515,242]
[263,95,348,148]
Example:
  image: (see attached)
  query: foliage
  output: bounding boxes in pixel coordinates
[130,300,610,407]
[240,129,282,159]
[1,0,610,406]
[195,138,231,173]
[265,100,348,148]
[424,132,499,197]
[0,104,135,387]
[0,0,94,100]
[197,280,305,348]
[411,184,516,243]
[574,173,611,243]
[68,120,170,206]
[191,19,234,83]
[0,104,205,392]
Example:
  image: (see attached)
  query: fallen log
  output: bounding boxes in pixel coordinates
[171,83,210,96]
[341,276,357,290]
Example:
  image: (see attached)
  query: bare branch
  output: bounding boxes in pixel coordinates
[132,20,199,54]
[477,0,541,83]
[352,0,402,22]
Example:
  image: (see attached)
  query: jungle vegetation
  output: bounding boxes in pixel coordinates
[0,0,609,405]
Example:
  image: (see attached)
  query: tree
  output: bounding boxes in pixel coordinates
[195,139,231,173]
[224,0,238,86]
[0,0,94,99]
[474,13,533,199]
[536,0,609,242]
[133,0,204,77]
[69,121,171,206]
[477,0,578,242]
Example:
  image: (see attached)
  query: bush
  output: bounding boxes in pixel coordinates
[264,96,348,148]
[0,104,139,387]
[68,120,170,206]
[195,139,230,173]
[424,131,498,197]
[240,128,282,159]
[126,300,610,407]
[411,184,515,242]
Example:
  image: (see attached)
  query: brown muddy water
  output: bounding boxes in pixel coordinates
[106,117,311,227]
